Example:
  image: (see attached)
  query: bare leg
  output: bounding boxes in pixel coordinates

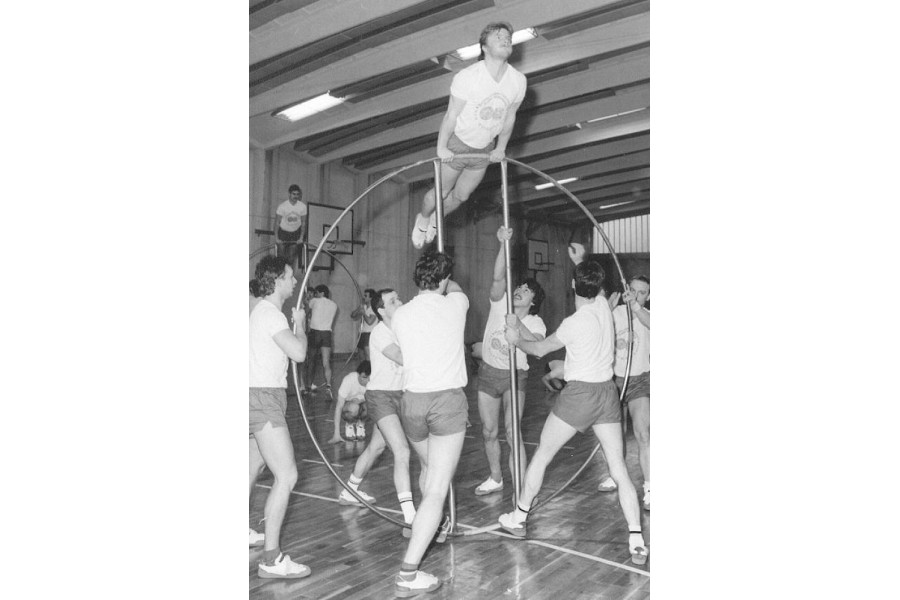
[351,424,387,478]
[250,436,266,499]
[592,422,641,532]
[519,413,578,509]
[402,432,465,565]
[477,391,503,482]
[252,422,299,554]
[420,164,464,218]
[628,396,650,484]
[377,415,413,496]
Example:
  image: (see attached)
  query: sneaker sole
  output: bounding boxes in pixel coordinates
[474,486,503,496]
[249,539,265,548]
[499,524,526,538]
[597,485,618,493]
[338,497,376,507]
[631,548,648,566]
[257,566,311,579]
[394,579,442,597]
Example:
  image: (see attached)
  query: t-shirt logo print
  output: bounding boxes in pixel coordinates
[475,93,510,132]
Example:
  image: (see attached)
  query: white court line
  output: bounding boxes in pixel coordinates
[301,459,343,468]
[254,483,649,577]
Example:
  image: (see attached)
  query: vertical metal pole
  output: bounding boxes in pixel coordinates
[501,159,523,507]
[433,158,457,533]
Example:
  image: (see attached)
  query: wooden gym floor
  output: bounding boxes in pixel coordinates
[249,356,650,599]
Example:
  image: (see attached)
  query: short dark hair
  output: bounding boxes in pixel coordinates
[478,21,513,60]
[288,184,301,194]
[574,260,605,299]
[372,288,394,321]
[356,360,371,376]
[521,278,545,315]
[250,255,289,297]
[413,250,453,291]
[315,284,330,298]
[364,288,376,300]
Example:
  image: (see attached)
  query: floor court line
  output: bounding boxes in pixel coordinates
[254,484,649,577]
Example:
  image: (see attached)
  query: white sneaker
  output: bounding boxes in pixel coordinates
[338,488,376,506]
[257,553,311,579]
[474,476,504,496]
[642,483,650,511]
[423,212,438,244]
[344,422,356,441]
[498,511,526,538]
[597,476,617,492]
[395,570,442,597]
[249,528,265,547]
[355,421,366,440]
[411,213,430,249]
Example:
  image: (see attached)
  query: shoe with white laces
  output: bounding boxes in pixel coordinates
[249,528,265,547]
[354,421,366,440]
[597,476,617,492]
[474,476,503,496]
[642,483,650,511]
[338,488,376,507]
[257,553,311,579]
[411,213,430,249]
[344,422,357,441]
[423,212,438,244]
[394,570,442,597]
[498,511,526,538]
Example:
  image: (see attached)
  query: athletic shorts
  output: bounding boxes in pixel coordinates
[366,389,402,423]
[615,371,650,403]
[477,362,527,398]
[357,332,371,350]
[400,388,468,443]
[551,380,620,432]
[309,329,332,349]
[249,387,288,435]
[446,133,496,170]
[278,227,303,242]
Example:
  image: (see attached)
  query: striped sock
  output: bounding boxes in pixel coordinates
[398,562,419,581]
[348,474,363,491]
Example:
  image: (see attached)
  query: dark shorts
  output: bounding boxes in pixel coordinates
[278,227,303,243]
[551,380,620,432]
[400,388,468,443]
[309,329,332,349]
[615,371,650,403]
[366,389,403,423]
[357,332,371,350]
[446,133,495,170]
[477,362,527,398]
[249,387,288,435]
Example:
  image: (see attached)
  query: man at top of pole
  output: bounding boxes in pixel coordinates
[411,22,527,249]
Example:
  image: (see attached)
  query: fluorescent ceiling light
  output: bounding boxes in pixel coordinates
[585,107,648,124]
[455,27,537,60]
[275,93,345,122]
[598,201,633,210]
[535,177,577,191]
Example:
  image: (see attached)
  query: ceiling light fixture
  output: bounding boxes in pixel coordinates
[275,92,345,122]
[597,201,634,210]
[454,27,537,61]
[535,177,577,191]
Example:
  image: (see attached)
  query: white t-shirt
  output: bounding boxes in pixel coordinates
[308,296,338,331]
[338,371,367,402]
[449,61,527,149]
[276,200,307,233]
[481,294,546,371]
[555,300,615,383]
[367,321,403,391]
[612,305,650,376]
[249,300,291,388]
[392,291,469,393]
[360,305,377,334]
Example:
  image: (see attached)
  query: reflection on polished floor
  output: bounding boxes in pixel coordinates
[250,358,650,600]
